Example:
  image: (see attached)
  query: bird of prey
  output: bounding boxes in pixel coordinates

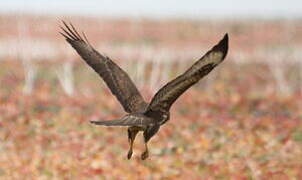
[60,21,228,160]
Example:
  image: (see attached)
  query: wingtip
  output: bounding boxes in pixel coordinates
[220,33,229,48]
[213,33,229,59]
[224,33,228,40]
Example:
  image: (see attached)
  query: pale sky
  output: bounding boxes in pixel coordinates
[0,0,301,19]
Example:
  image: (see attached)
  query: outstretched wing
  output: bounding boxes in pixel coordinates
[60,21,147,113]
[146,34,228,113]
[90,114,154,126]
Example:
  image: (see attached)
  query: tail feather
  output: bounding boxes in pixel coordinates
[90,119,128,126]
[90,114,154,127]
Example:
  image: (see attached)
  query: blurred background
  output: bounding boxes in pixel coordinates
[0,0,302,179]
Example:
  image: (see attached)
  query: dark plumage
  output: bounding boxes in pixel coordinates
[60,21,229,160]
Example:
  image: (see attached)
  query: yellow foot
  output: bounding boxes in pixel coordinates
[141,151,149,160]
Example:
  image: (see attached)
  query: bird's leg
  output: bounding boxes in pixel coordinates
[127,127,139,159]
[141,125,160,160]
[141,142,149,160]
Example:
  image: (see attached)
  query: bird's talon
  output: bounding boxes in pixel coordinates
[127,150,133,159]
[141,151,149,160]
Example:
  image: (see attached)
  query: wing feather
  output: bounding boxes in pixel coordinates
[60,21,147,113]
[146,34,229,113]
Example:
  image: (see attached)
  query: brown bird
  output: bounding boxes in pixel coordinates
[60,21,228,160]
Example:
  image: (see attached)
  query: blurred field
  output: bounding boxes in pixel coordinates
[0,15,302,179]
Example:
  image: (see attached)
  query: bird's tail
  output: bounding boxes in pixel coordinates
[90,118,129,126]
[90,114,154,127]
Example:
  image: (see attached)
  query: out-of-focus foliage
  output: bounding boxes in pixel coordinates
[1,61,301,179]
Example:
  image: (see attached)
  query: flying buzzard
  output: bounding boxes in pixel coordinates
[60,21,228,160]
